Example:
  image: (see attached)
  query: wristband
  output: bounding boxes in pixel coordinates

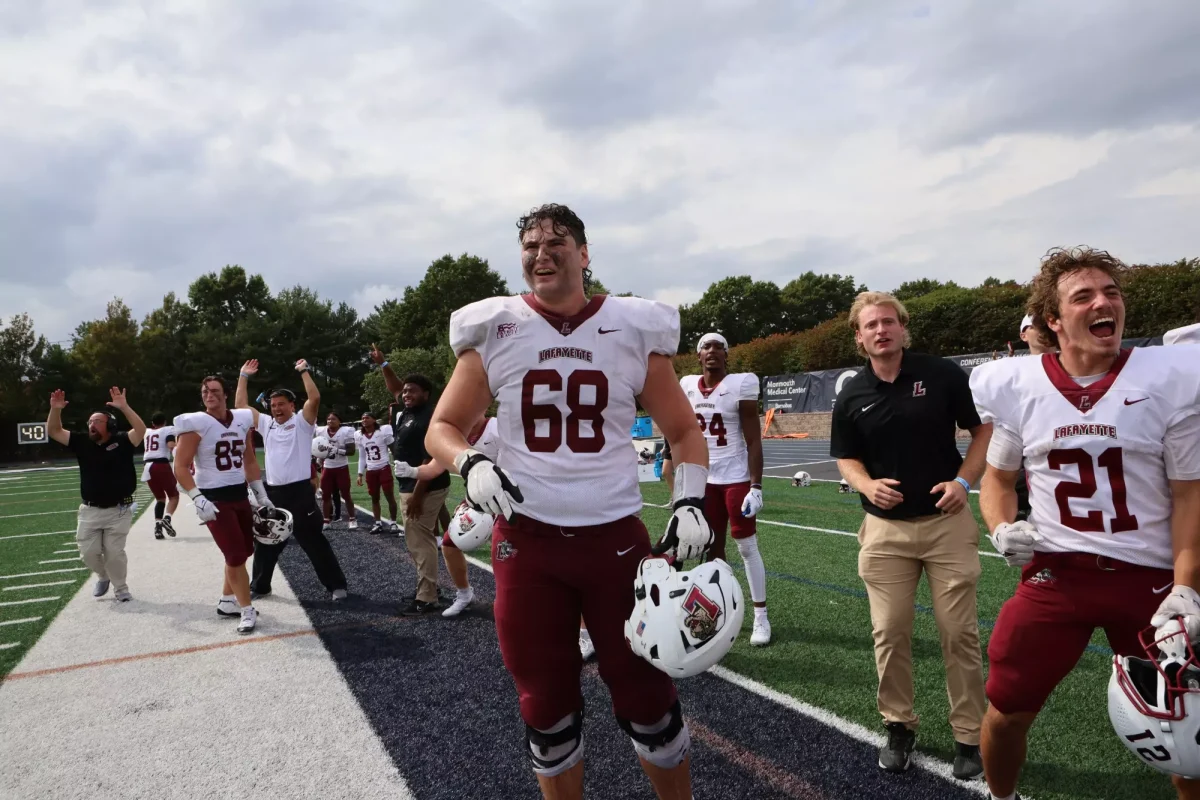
[380,361,389,369]
[954,477,971,493]
[750,483,762,489]
[186,487,202,501]
[239,371,250,378]
[672,463,710,503]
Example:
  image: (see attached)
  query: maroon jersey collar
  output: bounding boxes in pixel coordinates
[1041,348,1132,412]
[697,374,727,398]
[522,293,606,337]
[207,409,236,429]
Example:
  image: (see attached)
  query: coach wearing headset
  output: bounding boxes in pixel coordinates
[45,386,147,602]
[235,358,348,602]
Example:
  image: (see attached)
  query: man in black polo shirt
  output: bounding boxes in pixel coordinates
[371,348,449,615]
[830,291,991,780]
[46,387,147,602]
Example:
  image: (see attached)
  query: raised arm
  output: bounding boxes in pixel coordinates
[369,344,405,401]
[107,387,147,447]
[235,360,262,427]
[46,390,71,446]
[297,359,320,425]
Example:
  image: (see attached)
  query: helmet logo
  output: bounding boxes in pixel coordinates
[682,585,721,641]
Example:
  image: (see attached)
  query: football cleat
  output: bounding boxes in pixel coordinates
[751,616,772,647]
[348,518,358,530]
[161,517,176,537]
[442,587,475,618]
[154,521,164,540]
[216,598,240,617]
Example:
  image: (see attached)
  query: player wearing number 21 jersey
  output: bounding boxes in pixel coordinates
[970,247,1200,800]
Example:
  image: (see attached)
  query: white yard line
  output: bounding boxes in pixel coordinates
[0,568,88,580]
[0,510,78,519]
[0,642,21,651]
[0,617,41,627]
[3,580,76,591]
[0,530,75,541]
[0,488,81,498]
[0,596,60,607]
[38,558,82,564]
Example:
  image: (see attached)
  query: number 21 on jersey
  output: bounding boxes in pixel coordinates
[1049,447,1138,534]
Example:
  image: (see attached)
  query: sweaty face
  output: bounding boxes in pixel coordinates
[699,342,727,372]
[270,395,294,422]
[520,218,588,301]
[402,383,429,409]
[856,304,905,358]
[1048,267,1125,360]
[201,381,225,411]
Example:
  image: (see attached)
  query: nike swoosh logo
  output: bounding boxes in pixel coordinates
[598,328,621,334]
[1153,582,1174,594]
[861,403,876,413]
[617,545,637,556]
[1125,397,1149,405]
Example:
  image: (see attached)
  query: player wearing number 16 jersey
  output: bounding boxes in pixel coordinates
[971,247,1200,800]
[173,375,265,635]
[428,204,715,800]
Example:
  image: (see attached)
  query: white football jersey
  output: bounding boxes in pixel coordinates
[357,427,394,471]
[143,426,175,461]
[471,417,500,462]
[173,409,256,490]
[680,373,760,485]
[1164,323,1200,346]
[316,425,357,469]
[450,294,679,526]
[971,348,1200,569]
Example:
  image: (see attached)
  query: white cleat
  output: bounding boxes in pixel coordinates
[751,616,772,647]
[442,587,475,618]
[237,607,258,635]
[216,598,240,617]
[348,518,358,530]
[579,635,596,662]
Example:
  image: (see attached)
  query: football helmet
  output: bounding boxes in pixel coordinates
[447,502,495,552]
[311,437,334,460]
[253,506,294,546]
[792,471,811,487]
[838,479,854,494]
[1108,619,1200,778]
[625,557,743,679]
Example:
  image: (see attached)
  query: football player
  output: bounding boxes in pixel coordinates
[971,247,1200,800]
[426,203,713,799]
[143,412,179,539]
[683,332,770,646]
[356,412,400,533]
[316,411,357,529]
[173,375,268,634]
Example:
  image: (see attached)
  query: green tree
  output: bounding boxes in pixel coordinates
[71,299,142,397]
[1122,259,1200,337]
[678,276,783,351]
[139,292,199,415]
[360,345,455,413]
[893,278,957,301]
[779,272,865,332]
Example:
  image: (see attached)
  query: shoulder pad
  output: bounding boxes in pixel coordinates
[449,296,521,358]
[609,297,681,357]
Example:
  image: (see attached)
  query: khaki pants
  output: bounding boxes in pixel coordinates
[76,504,134,592]
[401,488,449,604]
[857,509,986,744]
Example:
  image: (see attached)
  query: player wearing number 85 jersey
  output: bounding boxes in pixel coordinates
[428,204,714,800]
[972,247,1200,800]
[174,375,264,635]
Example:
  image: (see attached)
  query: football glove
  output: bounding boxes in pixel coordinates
[652,463,714,561]
[454,449,524,521]
[989,520,1043,567]
[740,486,764,518]
[393,461,418,480]
[248,479,273,509]
[187,488,219,523]
[1151,585,1200,643]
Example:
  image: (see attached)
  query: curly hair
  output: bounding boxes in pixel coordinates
[848,291,912,357]
[1026,246,1127,348]
[516,203,593,291]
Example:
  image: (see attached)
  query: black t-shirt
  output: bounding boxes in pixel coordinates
[392,402,450,494]
[829,351,982,519]
[67,431,137,506]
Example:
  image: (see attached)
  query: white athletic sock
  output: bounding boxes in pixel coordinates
[992,793,1015,800]
[736,536,767,604]
[222,594,235,602]
[754,605,769,621]
[457,587,472,598]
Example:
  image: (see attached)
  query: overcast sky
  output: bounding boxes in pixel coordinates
[3,0,1198,343]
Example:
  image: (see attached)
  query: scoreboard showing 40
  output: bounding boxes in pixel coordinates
[17,422,48,445]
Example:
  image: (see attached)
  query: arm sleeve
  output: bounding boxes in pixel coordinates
[829,403,866,459]
[986,424,1025,471]
[1165,411,1200,481]
[739,374,761,402]
[948,363,983,429]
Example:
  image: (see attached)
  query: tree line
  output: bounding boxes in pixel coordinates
[3,255,1197,463]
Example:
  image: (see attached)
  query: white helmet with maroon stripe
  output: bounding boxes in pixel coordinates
[625,557,743,678]
[447,502,494,552]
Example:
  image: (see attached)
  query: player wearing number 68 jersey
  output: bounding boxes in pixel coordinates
[173,375,264,635]
[971,247,1200,800]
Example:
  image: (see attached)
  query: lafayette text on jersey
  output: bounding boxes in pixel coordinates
[971,347,1200,569]
[680,373,759,485]
[450,294,679,527]
[173,409,256,491]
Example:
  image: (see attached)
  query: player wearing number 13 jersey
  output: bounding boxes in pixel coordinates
[428,204,716,800]
[971,247,1200,800]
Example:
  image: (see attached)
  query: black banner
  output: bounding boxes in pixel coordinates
[764,337,1167,413]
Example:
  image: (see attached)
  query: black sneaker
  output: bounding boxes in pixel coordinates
[878,722,916,772]
[154,522,164,540]
[952,742,982,780]
[161,517,176,537]
[368,521,384,535]
[400,599,440,616]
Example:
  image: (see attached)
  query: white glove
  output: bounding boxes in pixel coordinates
[454,449,524,521]
[249,479,273,509]
[740,486,764,518]
[1151,585,1200,644]
[188,488,219,523]
[332,445,347,457]
[653,463,714,561]
[393,461,418,480]
[989,521,1043,567]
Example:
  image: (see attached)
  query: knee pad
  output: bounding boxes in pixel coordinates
[526,707,584,777]
[736,535,767,604]
[155,500,165,519]
[618,699,690,769]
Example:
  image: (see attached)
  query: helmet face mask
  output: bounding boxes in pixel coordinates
[253,506,294,546]
[792,471,811,487]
